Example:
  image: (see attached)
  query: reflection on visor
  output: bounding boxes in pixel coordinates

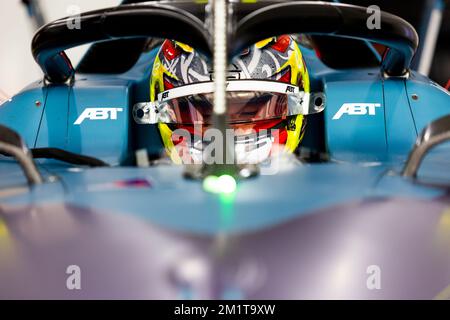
[157,91,303,125]
[133,80,325,125]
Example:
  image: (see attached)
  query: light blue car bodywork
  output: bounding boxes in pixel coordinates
[0,26,449,298]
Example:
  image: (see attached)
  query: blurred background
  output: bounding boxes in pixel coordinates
[0,0,118,97]
[0,0,448,98]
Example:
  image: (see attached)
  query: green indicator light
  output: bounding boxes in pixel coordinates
[217,175,237,194]
[203,174,237,194]
[203,175,219,193]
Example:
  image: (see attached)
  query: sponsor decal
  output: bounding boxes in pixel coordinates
[333,103,381,120]
[74,107,123,125]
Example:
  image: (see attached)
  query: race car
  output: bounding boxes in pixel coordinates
[0,0,449,299]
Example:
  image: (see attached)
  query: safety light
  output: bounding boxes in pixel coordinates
[203,174,237,194]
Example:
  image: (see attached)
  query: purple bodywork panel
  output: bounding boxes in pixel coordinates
[1,196,450,299]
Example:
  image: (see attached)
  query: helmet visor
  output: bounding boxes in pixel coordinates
[133,80,325,125]
[157,91,296,125]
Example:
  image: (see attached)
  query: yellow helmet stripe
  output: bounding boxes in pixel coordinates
[285,115,305,153]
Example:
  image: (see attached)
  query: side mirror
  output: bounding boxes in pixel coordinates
[0,125,43,185]
[402,115,450,178]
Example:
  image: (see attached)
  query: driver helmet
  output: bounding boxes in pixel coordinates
[149,35,310,164]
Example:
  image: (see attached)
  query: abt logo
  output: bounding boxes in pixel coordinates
[74,108,123,125]
[332,103,381,120]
